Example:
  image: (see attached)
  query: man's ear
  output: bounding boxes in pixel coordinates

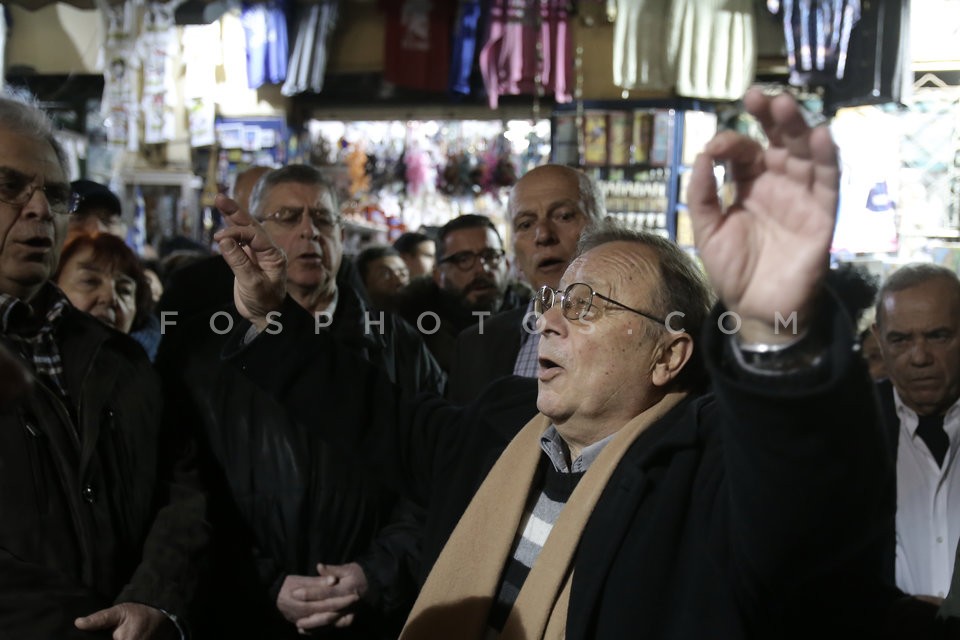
[871,322,885,357]
[651,332,694,387]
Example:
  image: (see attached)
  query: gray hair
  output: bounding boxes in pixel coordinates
[576,220,714,391]
[0,88,68,177]
[875,263,960,327]
[576,169,606,223]
[248,164,340,218]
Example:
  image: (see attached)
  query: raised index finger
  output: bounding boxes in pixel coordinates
[215,193,255,226]
[746,89,817,161]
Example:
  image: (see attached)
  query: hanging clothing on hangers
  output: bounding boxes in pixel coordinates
[772,0,862,86]
[380,0,456,93]
[669,0,756,100]
[478,0,572,110]
[281,0,339,96]
[449,0,483,97]
[241,0,288,89]
[612,0,674,92]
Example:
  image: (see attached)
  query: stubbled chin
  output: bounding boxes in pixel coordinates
[537,262,566,276]
[289,264,329,281]
[5,262,53,285]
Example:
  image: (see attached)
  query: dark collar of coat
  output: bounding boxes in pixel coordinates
[329,274,387,352]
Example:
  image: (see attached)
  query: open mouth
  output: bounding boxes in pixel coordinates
[537,258,565,270]
[539,356,559,368]
[21,237,53,249]
[537,356,562,381]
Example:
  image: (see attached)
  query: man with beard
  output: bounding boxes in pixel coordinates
[447,165,604,403]
[396,214,531,372]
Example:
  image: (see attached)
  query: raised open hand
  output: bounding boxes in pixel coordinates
[688,87,839,344]
[212,193,287,331]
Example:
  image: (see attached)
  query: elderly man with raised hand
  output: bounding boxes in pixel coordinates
[446,163,604,403]
[213,88,896,639]
[0,93,208,639]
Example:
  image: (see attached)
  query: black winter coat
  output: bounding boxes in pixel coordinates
[0,302,208,639]
[394,277,531,372]
[447,305,528,404]
[228,296,902,639]
[158,280,443,639]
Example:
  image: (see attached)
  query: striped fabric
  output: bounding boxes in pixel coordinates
[0,284,70,400]
[488,426,613,631]
[488,460,585,631]
[512,300,540,378]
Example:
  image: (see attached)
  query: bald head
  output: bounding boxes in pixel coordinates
[508,164,604,290]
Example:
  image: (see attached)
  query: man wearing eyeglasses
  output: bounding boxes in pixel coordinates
[447,164,604,404]
[0,95,208,638]
[395,214,531,372]
[156,163,443,639]
[213,88,902,638]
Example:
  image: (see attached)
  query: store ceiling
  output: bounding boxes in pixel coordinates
[6,0,374,9]
[6,0,111,9]
[6,0,236,24]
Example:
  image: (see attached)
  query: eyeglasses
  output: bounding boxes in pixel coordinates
[0,170,78,215]
[259,206,340,230]
[534,282,665,325]
[373,264,409,283]
[438,248,506,271]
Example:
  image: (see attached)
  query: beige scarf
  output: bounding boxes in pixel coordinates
[400,391,687,640]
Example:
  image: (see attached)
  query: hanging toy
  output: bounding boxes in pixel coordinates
[346,142,370,197]
[405,146,428,197]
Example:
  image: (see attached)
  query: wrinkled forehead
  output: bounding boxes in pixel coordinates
[881,279,960,326]
[510,166,581,217]
[0,134,67,184]
[262,181,335,208]
[561,242,660,302]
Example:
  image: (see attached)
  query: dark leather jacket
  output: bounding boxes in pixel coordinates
[157,276,443,638]
[394,277,532,372]
[0,302,208,639]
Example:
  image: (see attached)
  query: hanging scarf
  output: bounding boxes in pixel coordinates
[400,391,688,640]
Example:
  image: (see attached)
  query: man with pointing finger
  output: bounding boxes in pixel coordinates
[158,164,442,638]
[216,89,899,638]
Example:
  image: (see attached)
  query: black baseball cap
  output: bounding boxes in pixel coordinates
[70,179,122,218]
